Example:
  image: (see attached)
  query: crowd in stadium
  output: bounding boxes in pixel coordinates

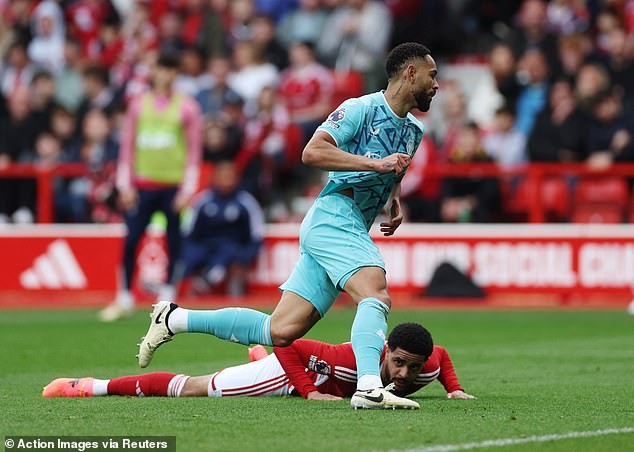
[1,0,634,224]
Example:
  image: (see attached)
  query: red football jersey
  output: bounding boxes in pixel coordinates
[273,340,463,399]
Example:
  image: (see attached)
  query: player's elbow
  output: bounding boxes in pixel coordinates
[301,145,318,167]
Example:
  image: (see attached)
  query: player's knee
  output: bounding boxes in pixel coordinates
[269,326,300,347]
[357,291,391,309]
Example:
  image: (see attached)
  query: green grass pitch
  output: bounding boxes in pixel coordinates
[1,308,633,451]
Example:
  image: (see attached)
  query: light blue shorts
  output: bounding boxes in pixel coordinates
[279,194,385,317]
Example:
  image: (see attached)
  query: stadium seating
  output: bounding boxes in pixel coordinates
[503,177,571,221]
[571,177,629,223]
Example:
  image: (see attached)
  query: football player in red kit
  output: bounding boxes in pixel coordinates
[43,323,475,402]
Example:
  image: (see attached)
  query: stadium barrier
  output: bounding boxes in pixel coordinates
[2,162,634,223]
[0,223,633,308]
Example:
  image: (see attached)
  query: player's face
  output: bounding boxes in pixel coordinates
[412,55,439,112]
[382,347,427,391]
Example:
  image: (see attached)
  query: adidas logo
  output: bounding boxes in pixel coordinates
[19,239,87,289]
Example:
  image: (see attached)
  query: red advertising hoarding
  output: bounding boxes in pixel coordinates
[1,224,633,306]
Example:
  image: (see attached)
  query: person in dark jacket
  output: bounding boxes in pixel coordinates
[179,160,265,296]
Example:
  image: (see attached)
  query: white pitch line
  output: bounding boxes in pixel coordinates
[398,427,634,452]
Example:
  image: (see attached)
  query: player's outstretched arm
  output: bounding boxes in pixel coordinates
[436,346,477,399]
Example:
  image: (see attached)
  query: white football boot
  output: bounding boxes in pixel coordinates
[137,301,176,368]
[351,387,420,410]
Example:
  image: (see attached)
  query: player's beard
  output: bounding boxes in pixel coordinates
[415,91,432,112]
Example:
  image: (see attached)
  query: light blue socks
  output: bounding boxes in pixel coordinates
[351,297,390,390]
[187,308,272,346]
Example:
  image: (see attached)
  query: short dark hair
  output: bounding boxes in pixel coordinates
[387,323,433,358]
[157,51,181,69]
[385,42,432,80]
[83,65,110,86]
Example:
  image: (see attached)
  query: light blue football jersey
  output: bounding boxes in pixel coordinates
[316,91,425,230]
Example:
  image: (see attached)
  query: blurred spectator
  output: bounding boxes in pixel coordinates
[318,0,392,92]
[553,32,592,83]
[76,65,117,128]
[250,14,288,70]
[236,86,292,217]
[585,89,634,170]
[227,0,256,46]
[178,160,264,296]
[594,6,622,55]
[100,52,202,322]
[202,118,242,162]
[488,42,521,105]
[27,0,65,74]
[483,104,527,168]
[54,37,84,112]
[507,0,559,71]
[57,109,118,223]
[277,0,328,49]
[254,0,298,23]
[195,56,243,118]
[174,46,211,96]
[180,0,207,48]
[157,9,185,54]
[3,0,33,45]
[49,105,78,151]
[34,130,62,166]
[514,48,549,135]
[1,40,34,98]
[597,27,634,104]
[29,70,55,139]
[197,0,227,59]
[545,0,589,35]
[0,86,37,223]
[278,41,334,144]
[65,0,119,60]
[228,40,279,115]
[427,82,470,160]
[574,62,611,114]
[440,123,500,223]
[528,77,586,162]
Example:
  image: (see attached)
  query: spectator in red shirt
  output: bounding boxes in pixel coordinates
[43,322,476,401]
[278,41,334,144]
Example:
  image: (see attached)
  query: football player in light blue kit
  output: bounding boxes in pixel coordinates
[137,42,439,409]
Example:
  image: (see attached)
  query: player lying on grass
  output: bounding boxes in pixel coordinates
[43,323,474,401]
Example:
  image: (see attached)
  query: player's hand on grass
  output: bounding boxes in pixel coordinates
[375,153,410,175]
[447,390,476,399]
[380,199,403,236]
[306,391,343,401]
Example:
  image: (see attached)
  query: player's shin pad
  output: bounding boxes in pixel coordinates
[187,308,273,346]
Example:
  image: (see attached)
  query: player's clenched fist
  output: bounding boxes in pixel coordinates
[375,153,411,175]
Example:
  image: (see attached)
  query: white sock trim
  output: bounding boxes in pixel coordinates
[207,372,222,398]
[357,374,382,391]
[167,374,190,397]
[93,379,110,396]
[168,308,189,334]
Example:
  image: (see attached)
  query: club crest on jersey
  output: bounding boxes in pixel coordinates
[406,140,416,155]
[308,355,332,375]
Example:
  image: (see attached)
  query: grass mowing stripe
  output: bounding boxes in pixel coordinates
[400,427,634,452]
